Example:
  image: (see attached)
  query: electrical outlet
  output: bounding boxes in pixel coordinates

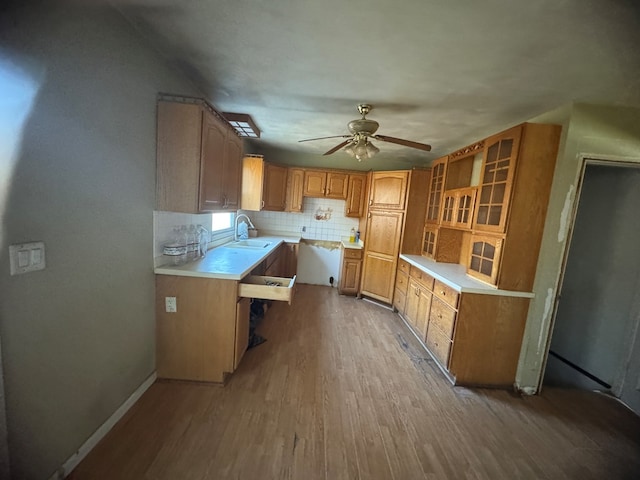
[301,226,306,232]
[165,297,177,313]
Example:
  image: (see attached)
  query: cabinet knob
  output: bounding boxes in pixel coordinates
[440,290,446,296]
[438,314,443,319]
[261,200,265,208]
[369,199,373,205]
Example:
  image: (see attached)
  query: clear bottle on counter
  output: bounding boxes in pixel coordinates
[349,227,356,243]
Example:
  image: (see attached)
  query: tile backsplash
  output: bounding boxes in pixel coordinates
[240,197,359,241]
[153,198,360,265]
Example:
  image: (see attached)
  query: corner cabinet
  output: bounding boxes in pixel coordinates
[156,100,242,213]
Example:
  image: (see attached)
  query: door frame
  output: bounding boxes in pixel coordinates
[538,154,640,395]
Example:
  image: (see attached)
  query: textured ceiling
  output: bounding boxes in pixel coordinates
[114,0,640,170]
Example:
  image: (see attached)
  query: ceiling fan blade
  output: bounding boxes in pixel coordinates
[373,135,432,152]
[323,139,352,155]
[298,135,351,143]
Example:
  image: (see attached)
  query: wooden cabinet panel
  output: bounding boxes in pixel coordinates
[234,297,250,370]
[364,210,404,256]
[368,171,408,210]
[286,168,304,213]
[200,114,227,210]
[326,172,348,199]
[303,170,327,197]
[339,247,363,296]
[360,252,397,303]
[441,187,477,230]
[241,157,287,211]
[397,258,410,275]
[426,325,452,367]
[433,279,459,309]
[393,288,406,314]
[395,269,408,295]
[282,243,299,278]
[429,297,456,339]
[263,163,288,211]
[345,173,367,217]
[157,101,241,213]
[409,266,435,291]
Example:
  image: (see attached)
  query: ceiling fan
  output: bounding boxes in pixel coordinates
[298,104,432,161]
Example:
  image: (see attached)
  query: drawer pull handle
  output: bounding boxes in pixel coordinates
[438,314,443,319]
[440,290,446,295]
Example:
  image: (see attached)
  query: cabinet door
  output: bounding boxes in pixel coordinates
[425,157,447,223]
[415,286,432,341]
[221,133,243,210]
[467,234,504,286]
[303,170,326,197]
[282,243,299,278]
[360,210,404,302]
[199,111,227,211]
[286,168,305,213]
[453,187,477,229]
[440,191,456,225]
[345,173,367,217]
[339,259,362,295]
[263,163,288,211]
[234,297,250,370]
[472,126,521,233]
[368,171,408,210]
[421,225,438,259]
[326,172,348,199]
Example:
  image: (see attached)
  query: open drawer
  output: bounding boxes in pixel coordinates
[238,275,296,305]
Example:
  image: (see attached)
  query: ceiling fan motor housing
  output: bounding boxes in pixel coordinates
[348,118,379,135]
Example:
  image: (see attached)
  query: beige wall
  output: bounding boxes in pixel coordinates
[0,4,200,478]
[517,103,640,392]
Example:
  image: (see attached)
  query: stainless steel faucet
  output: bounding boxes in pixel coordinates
[234,213,256,241]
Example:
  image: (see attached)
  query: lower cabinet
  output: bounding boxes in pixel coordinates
[156,269,296,383]
[338,247,363,296]
[395,258,531,387]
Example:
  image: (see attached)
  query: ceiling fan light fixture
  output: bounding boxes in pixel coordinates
[344,142,356,157]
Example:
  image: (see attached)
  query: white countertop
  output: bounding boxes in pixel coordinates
[155,235,301,281]
[400,254,535,298]
[340,237,364,250]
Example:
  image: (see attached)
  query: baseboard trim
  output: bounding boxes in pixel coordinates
[50,371,157,479]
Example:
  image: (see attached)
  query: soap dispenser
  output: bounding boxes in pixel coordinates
[349,227,356,243]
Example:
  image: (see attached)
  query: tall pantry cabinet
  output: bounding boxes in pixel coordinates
[359,169,430,303]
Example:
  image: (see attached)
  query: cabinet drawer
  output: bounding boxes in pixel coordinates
[426,325,452,368]
[239,275,296,305]
[433,279,459,308]
[429,297,456,339]
[395,270,409,295]
[397,258,410,275]
[393,288,406,313]
[410,266,435,291]
[343,248,363,260]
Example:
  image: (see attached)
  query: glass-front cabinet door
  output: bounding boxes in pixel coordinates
[425,157,447,224]
[472,126,522,233]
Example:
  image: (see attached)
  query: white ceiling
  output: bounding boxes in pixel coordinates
[115,0,640,170]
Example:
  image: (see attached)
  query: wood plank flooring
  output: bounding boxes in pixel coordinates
[70,284,640,479]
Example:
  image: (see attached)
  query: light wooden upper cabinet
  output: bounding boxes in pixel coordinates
[345,173,367,217]
[285,168,304,213]
[303,170,348,199]
[368,171,408,210]
[241,156,287,211]
[303,170,326,197]
[156,100,242,213]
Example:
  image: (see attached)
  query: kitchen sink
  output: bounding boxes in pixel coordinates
[224,239,272,249]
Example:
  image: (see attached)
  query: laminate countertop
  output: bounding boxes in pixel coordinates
[400,254,535,298]
[155,235,301,281]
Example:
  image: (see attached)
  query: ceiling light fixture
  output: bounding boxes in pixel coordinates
[222,112,260,138]
[345,133,379,161]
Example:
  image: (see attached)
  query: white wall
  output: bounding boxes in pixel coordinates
[517,103,640,392]
[0,4,201,478]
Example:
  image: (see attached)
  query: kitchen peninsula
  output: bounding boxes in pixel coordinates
[154,235,299,383]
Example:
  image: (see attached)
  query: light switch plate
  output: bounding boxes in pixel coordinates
[9,241,46,275]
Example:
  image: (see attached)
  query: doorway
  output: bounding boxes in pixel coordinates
[544,160,640,414]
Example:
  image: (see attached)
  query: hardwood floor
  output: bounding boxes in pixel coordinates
[70,284,640,479]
